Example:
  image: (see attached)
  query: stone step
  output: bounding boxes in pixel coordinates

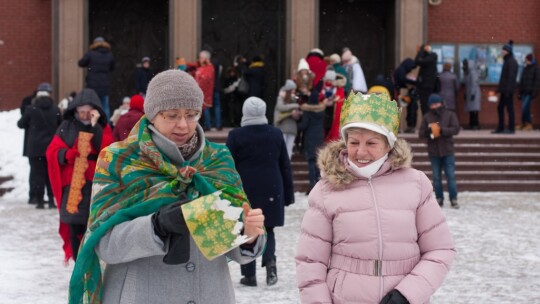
[293,180,540,193]
[409,143,540,153]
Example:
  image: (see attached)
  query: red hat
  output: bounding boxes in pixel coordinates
[130,94,144,112]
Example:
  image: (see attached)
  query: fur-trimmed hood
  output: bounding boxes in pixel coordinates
[317,138,412,188]
[89,40,111,50]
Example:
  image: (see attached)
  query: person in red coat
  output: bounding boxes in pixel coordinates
[113,94,145,141]
[305,48,328,104]
[46,88,113,262]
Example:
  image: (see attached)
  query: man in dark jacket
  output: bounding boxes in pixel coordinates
[394,58,418,133]
[415,44,439,115]
[134,57,153,96]
[78,36,115,120]
[419,94,460,209]
[17,83,61,208]
[46,88,114,261]
[517,53,540,131]
[493,40,518,134]
[244,55,266,99]
[19,89,37,203]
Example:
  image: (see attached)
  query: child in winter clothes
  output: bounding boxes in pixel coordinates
[319,70,345,142]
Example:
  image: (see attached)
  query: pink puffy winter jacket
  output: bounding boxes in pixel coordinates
[295,140,456,304]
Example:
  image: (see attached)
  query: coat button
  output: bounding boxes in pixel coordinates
[185,262,195,272]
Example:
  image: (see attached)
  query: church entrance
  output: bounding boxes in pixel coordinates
[319,0,397,89]
[88,0,169,109]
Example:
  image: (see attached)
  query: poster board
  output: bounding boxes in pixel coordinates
[430,43,533,84]
[458,43,533,84]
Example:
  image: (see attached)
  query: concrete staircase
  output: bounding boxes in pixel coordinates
[205,129,540,192]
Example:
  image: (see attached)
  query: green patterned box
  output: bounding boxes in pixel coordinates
[181,191,249,260]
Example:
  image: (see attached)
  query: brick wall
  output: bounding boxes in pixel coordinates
[0,0,51,110]
[428,0,540,128]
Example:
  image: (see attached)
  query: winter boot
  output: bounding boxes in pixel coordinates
[450,199,460,209]
[522,123,533,131]
[35,199,45,209]
[240,276,257,287]
[266,260,278,286]
[48,198,57,209]
[436,198,443,207]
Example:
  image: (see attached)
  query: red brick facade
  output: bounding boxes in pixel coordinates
[1,0,538,128]
[428,0,540,127]
[0,0,52,110]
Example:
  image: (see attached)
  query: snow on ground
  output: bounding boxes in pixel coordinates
[1,109,539,303]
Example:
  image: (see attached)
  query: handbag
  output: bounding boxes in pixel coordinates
[237,76,250,95]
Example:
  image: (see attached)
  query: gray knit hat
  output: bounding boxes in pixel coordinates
[144,69,204,120]
[241,97,268,127]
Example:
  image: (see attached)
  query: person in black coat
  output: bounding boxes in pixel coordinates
[17,83,61,208]
[226,97,294,287]
[134,57,154,96]
[517,53,540,130]
[415,44,438,115]
[244,55,266,99]
[19,90,36,203]
[394,58,419,133]
[78,36,115,119]
[493,40,519,134]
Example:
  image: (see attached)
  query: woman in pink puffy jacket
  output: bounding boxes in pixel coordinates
[295,93,456,304]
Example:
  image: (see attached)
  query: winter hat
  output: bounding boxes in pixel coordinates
[340,92,400,148]
[428,93,443,106]
[525,53,534,62]
[144,69,204,120]
[283,79,297,91]
[122,96,131,104]
[324,70,336,81]
[37,82,52,92]
[142,57,150,63]
[130,94,144,112]
[329,53,341,64]
[297,58,310,71]
[502,40,514,54]
[93,36,105,43]
[241,97,268,127]
[310,48,324,56]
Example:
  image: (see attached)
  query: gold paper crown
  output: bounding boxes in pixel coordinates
[339,92,401,137]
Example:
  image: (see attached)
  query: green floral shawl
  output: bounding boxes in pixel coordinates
[68,117,248,304]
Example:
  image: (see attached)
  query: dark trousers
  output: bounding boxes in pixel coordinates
[307,158,320,189]
[469,111,479,128]
[417,87,434,116]
[241,227,275,277]
[69,223,87,261]
[406,98,418,128]
[497,93,515,131]
[28,156,53,202]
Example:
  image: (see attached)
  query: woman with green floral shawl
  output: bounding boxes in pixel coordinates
[68,70,266,304]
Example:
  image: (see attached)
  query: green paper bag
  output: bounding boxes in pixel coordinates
[181,190,250,260]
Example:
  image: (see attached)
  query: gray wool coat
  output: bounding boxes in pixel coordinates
[462,68,481,112]
[274,89,300,136]
[438,71,460,111]
[96,124,265,304]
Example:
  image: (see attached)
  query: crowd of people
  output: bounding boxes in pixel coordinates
[14,35,540,303]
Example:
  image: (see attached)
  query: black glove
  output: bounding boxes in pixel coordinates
[152,197,191,265]
[379,290,409,304]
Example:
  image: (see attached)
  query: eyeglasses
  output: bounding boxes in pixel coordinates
[160,110,201,123]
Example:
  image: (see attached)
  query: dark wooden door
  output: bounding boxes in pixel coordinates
[202,0,286,124]
[319,0,396,88]
[89,0,169,110]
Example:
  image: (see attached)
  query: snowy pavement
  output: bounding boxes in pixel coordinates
[1,109,539,303]
[1,192,539,303]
